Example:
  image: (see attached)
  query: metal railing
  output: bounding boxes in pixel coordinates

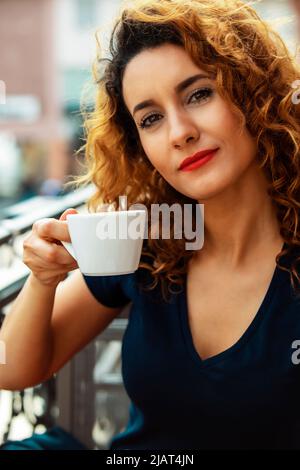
[0,185,95,308]
[0,185,130,449]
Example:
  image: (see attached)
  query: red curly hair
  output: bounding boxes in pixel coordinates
[71,0,300,302]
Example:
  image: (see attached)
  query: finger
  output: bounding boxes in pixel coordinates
[34,257,77,273]
[55,209,78,245]
[28,237,77,266]
[33,218,71,243]
[29,253,76,273]
[59,208,78,221]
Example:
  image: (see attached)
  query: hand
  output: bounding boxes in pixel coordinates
[23,208,79,288]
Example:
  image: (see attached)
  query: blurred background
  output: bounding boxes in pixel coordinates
[0,0,299,216]
[0,0,122,216]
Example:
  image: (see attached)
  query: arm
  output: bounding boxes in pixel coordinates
[0,269,123,391]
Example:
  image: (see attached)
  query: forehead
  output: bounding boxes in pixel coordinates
[122,43,204,108]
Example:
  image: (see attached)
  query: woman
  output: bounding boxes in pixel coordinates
[1,0,300,450]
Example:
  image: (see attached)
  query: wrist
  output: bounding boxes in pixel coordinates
[28,273,61,292]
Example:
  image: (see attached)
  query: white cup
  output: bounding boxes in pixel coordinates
[62,210,147,276]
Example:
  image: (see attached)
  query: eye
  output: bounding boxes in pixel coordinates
[137,87,214,130]
[188,87,214,104]
[138,113,160,129]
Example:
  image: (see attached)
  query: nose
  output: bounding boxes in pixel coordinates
[169,110,199,149]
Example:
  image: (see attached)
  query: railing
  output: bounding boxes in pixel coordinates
[0,185,130,449]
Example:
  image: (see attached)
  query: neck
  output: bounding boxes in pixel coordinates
[196,163,283,269]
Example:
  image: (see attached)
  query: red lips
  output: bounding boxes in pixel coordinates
[179,148,219,171]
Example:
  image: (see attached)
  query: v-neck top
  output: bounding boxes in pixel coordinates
[82,243,300,449]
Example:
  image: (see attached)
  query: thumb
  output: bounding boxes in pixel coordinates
[59,208,78,221]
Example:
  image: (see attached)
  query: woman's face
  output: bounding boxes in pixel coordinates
[122,43,258,202]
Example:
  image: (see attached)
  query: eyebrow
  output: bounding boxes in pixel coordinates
[132,73,212,117]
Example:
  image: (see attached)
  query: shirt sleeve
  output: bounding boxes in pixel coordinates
[81,274,131,308]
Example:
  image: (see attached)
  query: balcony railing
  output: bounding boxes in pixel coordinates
[0,185,130,449]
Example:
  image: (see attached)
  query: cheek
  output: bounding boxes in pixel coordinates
[212,103,256,161]
[209,101,241,141]
[140,137,168,172]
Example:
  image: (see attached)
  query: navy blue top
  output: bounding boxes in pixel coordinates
[82,243,300,450]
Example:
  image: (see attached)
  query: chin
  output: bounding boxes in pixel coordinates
[178,187,221,202]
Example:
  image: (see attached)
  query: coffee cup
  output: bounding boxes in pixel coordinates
[61,210,147,276]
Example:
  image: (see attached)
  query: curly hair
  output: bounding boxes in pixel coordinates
[70,0,300,302]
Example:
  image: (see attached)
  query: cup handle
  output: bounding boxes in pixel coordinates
[61,241,77,260]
